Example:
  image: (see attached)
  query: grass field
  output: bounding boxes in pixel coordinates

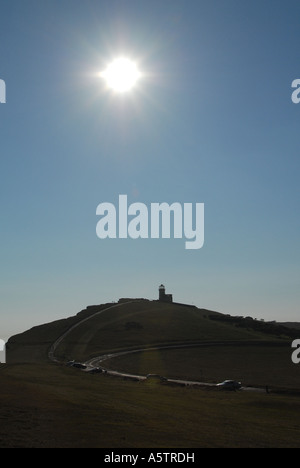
[1,363,300,448]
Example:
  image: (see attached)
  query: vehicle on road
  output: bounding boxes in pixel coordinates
[66,360,75,367]
[216,380,242,390]
[87,367,103,374]
[71,362,87,370]
[146,374,168,382]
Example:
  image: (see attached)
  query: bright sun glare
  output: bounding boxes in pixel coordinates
[101,58,141,93]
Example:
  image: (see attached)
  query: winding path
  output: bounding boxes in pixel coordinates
[48,302,133,362]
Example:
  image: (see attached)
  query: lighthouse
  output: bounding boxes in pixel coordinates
[159,284,173,303]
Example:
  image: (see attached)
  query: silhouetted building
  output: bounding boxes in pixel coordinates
[159,284,173,303]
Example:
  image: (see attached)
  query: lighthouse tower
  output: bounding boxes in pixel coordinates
[159,284,173,303]
[159,284,166,301]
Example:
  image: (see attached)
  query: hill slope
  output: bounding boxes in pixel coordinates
[7,300,294,364]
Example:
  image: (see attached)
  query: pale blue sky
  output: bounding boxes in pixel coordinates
[1,0,300,340]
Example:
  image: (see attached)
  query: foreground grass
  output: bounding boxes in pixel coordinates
[0,363,300,448]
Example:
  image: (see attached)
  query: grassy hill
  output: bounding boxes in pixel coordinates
[7,303,115,363]
[7,300,294,364]
[281,322,300,330]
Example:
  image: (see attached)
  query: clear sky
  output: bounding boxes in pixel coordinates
[1,0,299,340]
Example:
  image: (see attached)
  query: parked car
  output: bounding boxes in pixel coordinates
[72,362,87,370]
[87,367,103,374]
[66,360,75,367]
[216,380,242,390]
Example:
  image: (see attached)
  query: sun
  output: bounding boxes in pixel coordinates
[100,58,141,93]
